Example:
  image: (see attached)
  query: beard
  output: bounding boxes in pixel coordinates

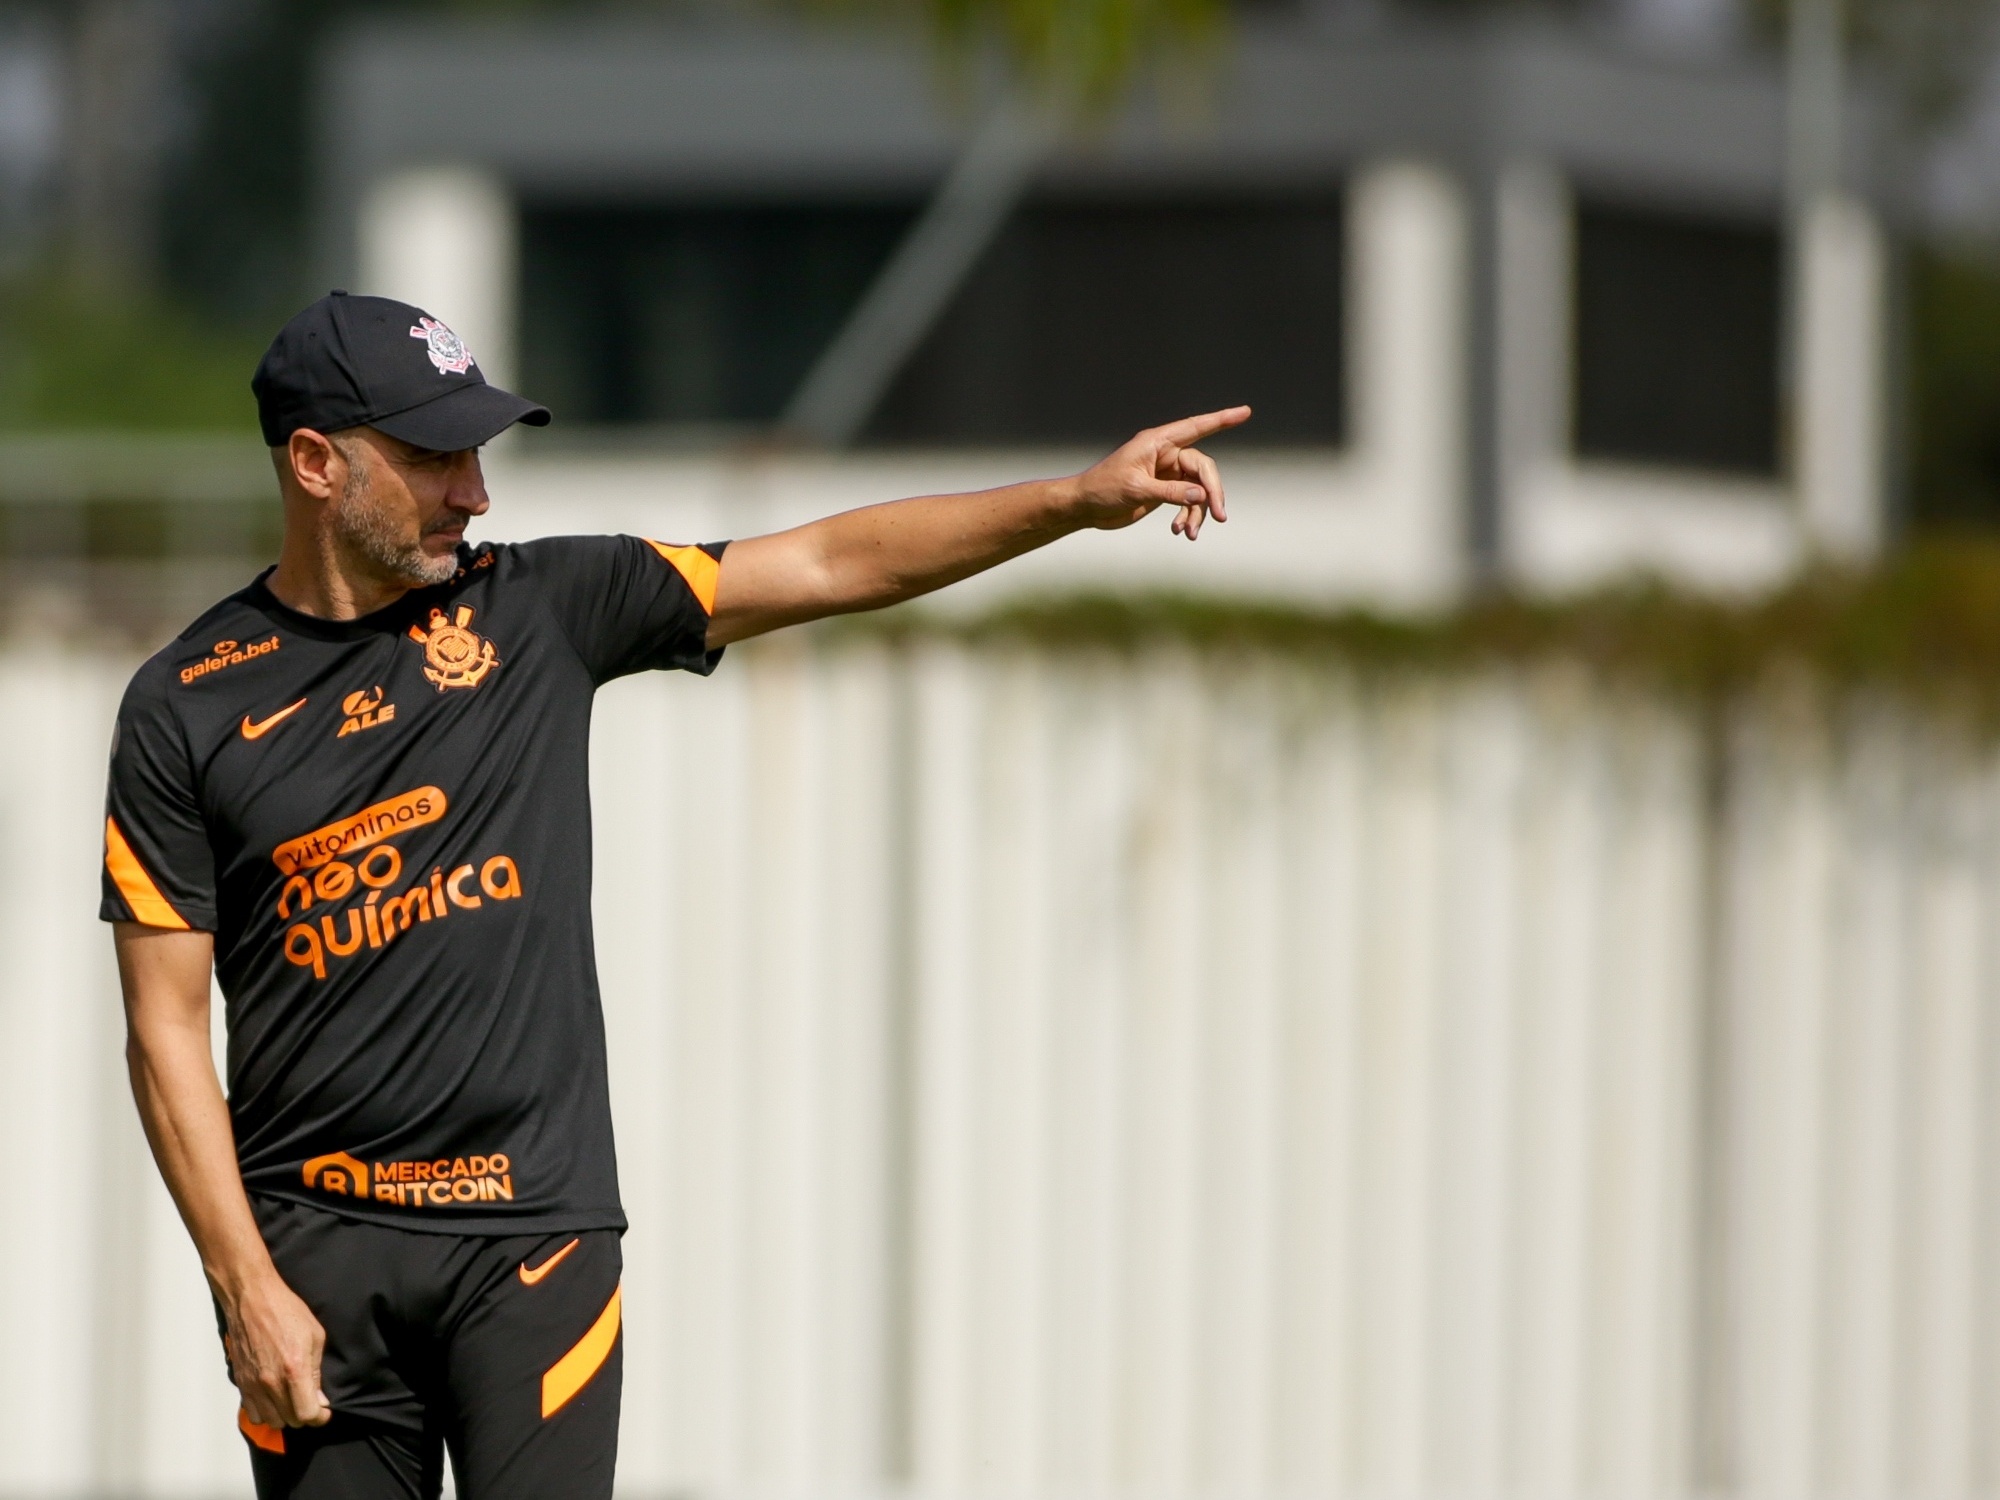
[331,462,460,588]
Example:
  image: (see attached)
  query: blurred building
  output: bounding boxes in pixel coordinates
[0,16,62,275]
[321,10,1894,607]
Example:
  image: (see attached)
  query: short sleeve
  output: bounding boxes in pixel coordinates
[101,672,217,931]
[520,535,729,685]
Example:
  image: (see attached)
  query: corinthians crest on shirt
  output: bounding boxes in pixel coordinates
[408,605,499,690]
[410,315,475,375]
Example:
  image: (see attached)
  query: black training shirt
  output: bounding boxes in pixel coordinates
[100,536,726,1233]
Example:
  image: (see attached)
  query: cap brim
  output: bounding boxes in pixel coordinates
[370,382,551,451]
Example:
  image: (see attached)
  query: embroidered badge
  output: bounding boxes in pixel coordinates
[410,316,475,376]
[407,605,500,691]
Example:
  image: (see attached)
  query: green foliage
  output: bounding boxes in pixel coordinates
[922,0,1218,105]
[157,0,1217,330]
[0,274,264,432]
[1742,0,1995,126]
[431,0,1221,105]
[866,539,2000,713]
[1909,246,2000,528]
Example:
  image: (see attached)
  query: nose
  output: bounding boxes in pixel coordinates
[447,449,491,514]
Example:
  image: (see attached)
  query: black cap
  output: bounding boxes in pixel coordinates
[252,291,550,451]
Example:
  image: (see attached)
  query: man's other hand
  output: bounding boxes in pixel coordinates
[1067,405,1251,541]
[224,1272,333,1428]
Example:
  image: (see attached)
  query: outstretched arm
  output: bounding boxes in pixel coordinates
[707,406,1249,648]
[115,923,332,1430]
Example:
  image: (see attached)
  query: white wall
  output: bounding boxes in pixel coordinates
[3,637,1998,1500]
[1796,192,1887,561]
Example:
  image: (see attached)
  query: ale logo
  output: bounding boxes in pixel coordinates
[408,605,499,691]
[337,686,396,738]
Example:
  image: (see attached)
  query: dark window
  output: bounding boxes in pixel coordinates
[520,202,917,427]
[520,191,1344,446]
[868,193,1345,447]
[1572,200,1783,476]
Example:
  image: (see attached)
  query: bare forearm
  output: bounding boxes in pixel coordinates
[813,477,1080,610]
[709,477,1081,644]
[707,407,1247,646]
[115,923,330,1425]
[126,1020,280,1305]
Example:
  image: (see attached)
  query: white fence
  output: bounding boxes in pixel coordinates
[1,635,1997,1500]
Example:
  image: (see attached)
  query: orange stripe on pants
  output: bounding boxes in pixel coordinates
[541,1283,621,1418]
[238,1408,286,1454]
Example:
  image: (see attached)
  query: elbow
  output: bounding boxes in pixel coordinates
[123,1030,152,1099]
[123,1012,182,1079]
[124,1026,153,1078]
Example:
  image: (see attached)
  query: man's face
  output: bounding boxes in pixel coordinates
[328,428,490,588]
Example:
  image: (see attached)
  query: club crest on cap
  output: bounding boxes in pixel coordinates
[410,316,475,376]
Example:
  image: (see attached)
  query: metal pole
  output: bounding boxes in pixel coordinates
[782,102,1053,448]
[1782,0,1845,478]
[1786,0,1846,208]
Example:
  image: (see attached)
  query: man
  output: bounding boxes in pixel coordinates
[105,290,1246,1500]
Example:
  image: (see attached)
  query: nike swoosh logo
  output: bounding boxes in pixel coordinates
[241,698,308,740]
[519,1238,580,1286]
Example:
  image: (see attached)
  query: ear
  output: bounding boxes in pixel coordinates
[287,429,344,502]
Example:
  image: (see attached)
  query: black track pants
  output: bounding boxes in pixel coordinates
[228,1199,623,1500]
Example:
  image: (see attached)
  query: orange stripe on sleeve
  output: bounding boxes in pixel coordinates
[105,816,190,930]
[645,541,720,616]
[238,1408,286,1454]
[541,1283,621,1418]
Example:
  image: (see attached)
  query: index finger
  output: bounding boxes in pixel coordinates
[1154,405,1252,447]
